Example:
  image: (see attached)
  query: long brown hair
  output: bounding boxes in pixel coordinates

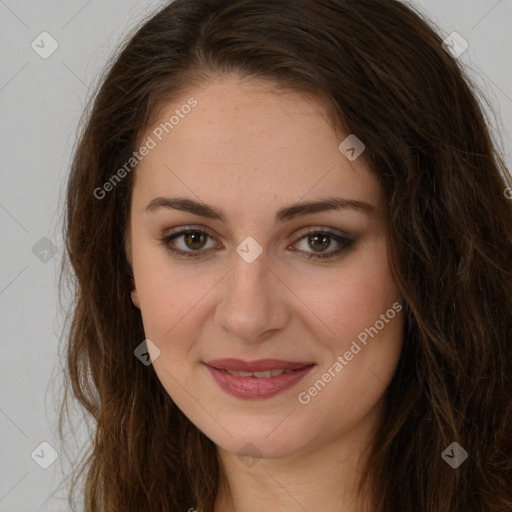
[58,0,512,510]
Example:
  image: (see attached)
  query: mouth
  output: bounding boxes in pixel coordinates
[203,359,316,399]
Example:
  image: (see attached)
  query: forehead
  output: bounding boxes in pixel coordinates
[132,76,383,221]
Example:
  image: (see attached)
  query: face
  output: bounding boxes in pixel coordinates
[126,75,404,460]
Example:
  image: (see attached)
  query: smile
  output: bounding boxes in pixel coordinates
[204,363,315,399]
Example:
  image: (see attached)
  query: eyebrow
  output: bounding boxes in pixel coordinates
[144,196,379,223]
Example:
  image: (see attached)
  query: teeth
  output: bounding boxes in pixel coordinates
[224,368,295,378]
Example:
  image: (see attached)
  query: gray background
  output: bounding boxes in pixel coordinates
[0,0,510,510]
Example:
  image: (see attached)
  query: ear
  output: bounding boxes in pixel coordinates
[126,263,140,309]
[131,288,141,309]
[124,228,140,309]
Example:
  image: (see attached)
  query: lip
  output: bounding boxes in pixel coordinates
[203,361,316,399]
[205,358,314,372]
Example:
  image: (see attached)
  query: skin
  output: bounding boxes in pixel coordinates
[126,74,404,512]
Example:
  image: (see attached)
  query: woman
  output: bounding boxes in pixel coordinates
[59,0,512,510]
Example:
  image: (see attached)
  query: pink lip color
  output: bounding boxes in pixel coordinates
[204,363,315,399]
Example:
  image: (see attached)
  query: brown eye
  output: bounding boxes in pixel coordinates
[308,233,331,252]
[160,228,219,259]
[182,231,208,251]
[292,229,354,260]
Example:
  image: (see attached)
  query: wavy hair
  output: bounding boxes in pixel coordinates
[59,0,512,510]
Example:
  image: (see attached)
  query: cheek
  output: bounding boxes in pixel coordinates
[293,240,400,343]
[293,239,403,398]
[297,291,403,434]
[337,258,403,377]
[136,268,200,346]
[131,239,189,343]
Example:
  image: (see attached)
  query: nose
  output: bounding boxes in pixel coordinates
[214,247,291,343]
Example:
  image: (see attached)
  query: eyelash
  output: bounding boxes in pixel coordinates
[159,226,354,261]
